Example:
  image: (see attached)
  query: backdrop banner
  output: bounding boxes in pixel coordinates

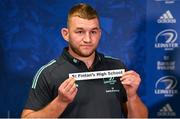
[0,0,179,117]
[146,0,180,117]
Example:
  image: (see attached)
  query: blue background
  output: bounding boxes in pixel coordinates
[0,0,179,117]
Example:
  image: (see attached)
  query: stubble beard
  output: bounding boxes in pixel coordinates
[69,43,96,57]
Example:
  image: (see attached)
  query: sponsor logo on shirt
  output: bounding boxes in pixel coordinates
[103,77,120,93]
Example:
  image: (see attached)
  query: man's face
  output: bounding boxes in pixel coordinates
[67,16,101,57]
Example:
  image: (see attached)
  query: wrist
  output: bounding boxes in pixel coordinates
[128,94,138,102]
[55,96,69,108]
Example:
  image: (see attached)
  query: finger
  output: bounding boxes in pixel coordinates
[59,78,75,94]
[122,70,140,78]
[71,88,78,97]
[121,77,140,85]
[120,75,137,82]
[60,78,72,89]
[121,78,134,85]
[121,74,140,84]
[122,73,139,80]
[68,83,77,95]
[64,78,75,92]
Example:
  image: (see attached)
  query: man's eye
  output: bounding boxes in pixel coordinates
[76,31,83,34]
[91,31,97,34]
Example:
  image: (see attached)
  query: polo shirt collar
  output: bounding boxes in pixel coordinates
[62,47,103,69]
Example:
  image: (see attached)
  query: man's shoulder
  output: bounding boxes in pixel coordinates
[103,55,122,63]
[41,56,67,74]
[102,55,126,69]
[104,55,120,60]
[31,56,69,89]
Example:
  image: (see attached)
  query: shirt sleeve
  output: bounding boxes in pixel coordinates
[24,70,52,111]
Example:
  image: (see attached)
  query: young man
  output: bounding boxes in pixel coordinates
[21,3,148,118]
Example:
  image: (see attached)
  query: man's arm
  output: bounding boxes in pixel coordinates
[126,95,148,118]
[21,78,77,118]
[121,70,148,118]
[21,97,68,118]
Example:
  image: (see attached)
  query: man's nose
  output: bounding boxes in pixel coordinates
[83,32,91,43]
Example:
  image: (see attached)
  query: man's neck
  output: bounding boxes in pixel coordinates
[68,50,95,69]
[81,55,95,69]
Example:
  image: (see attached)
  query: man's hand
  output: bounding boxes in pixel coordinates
[21,78,78,118]
[120,70,141,99]
[120,70,148,117]
[58,77,78,104]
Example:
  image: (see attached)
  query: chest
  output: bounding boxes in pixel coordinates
[55,77,122,104]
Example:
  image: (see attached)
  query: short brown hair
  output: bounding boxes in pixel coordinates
[67,3,99,27]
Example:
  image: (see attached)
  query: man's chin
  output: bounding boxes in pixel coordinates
[79,51,94,57]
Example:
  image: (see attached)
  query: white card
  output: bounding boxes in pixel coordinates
[69,69,125,81]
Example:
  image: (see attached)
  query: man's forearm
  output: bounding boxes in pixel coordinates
[127,95,148,118]
[21,97,68,118]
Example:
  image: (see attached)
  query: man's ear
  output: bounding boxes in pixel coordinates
[61,28,69,42]
[99,28,102,38]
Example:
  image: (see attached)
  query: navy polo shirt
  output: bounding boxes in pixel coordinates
[25,47,127,118]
